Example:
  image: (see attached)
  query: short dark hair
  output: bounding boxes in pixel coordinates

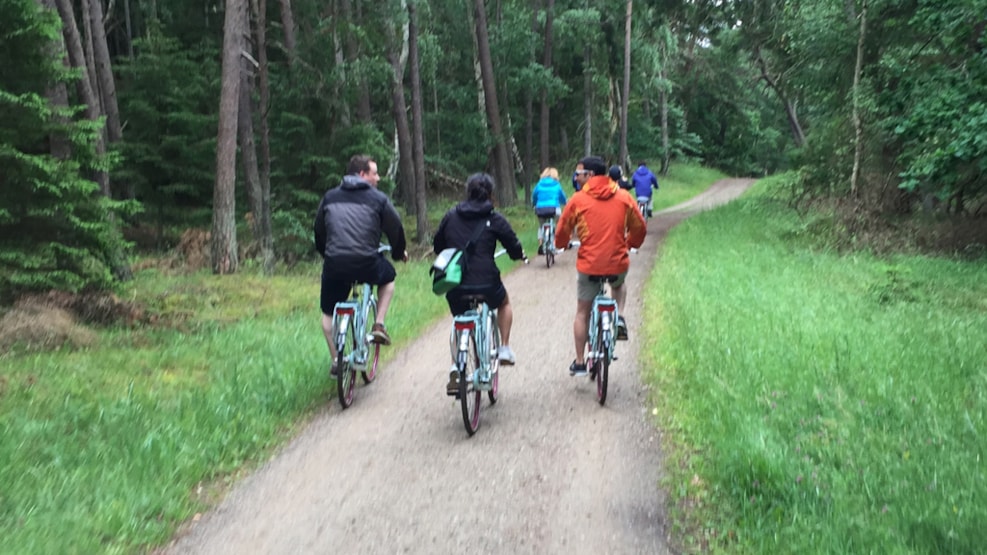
[578,156,607,176]
[608,165,623,181]
[636,160,649,167]
[466,172,495,202]
[347,154,374,175]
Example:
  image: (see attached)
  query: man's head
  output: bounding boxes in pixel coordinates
[574,156,607,188]
[637,160,648,168]
[608,165,623,182]
[466,172,495,202]
[347,154,380,187]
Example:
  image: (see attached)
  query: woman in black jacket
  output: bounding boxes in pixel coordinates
[433,173,526,390]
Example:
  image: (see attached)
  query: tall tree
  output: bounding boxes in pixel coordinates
[408,0,428,242]
[251,0,274,273]
[278,0,296,63]
[386,0,416,214]
[618,0,632,166]
[212,0,245,275]
[539,0,555,170]
[473,0,516,205]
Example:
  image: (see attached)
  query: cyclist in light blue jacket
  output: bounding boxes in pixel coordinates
[531,167,568,255]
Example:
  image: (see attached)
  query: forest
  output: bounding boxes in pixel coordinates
[1,0,985,303]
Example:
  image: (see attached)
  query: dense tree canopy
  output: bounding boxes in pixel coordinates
[1,0,984,300]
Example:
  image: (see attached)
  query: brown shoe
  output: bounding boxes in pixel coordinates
[370,323,391,345]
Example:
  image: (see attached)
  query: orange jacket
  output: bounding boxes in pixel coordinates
[554,175,646,275]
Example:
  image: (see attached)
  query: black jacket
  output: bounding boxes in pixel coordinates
[314,175,407,264]
[432,200,524,287]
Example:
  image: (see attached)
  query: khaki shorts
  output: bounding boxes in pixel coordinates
[576,271,626,302]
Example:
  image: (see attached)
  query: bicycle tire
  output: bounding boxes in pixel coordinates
[337,321,357,409]
[460,331,481,436]
[487,312,500,404]
[596,331,610,405]
[361,297,380,384]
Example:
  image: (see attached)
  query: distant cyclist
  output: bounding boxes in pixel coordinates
[609,164,632,191]
[631,160,660,217]
[554,156,647,377]
[530,167,567,255]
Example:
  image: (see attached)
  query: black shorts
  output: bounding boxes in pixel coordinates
[445,281,507,316]
[320,256,396,315]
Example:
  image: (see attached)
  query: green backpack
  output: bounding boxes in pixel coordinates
[430,219,488,295]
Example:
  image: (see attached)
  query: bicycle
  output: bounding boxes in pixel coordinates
[331,246,389,409]
[449,293,501,436]
[446,249,525,435]
[637,196,651,221]
[584,275,620,405]
[540,217,557,268]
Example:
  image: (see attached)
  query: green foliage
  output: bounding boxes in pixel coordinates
[0,0,128,302]
[647,176,987,553]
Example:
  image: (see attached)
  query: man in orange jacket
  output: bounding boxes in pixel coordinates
[554,155,647,376]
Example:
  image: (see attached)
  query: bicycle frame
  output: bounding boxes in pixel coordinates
[332,282,379,408]
[586,279,618,405]
[540,217,556,268]
[450,297,500,435]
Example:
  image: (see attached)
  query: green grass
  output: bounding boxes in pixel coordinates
[644,174,987,553]
[0,162,730,553]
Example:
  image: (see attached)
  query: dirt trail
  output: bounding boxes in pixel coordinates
[163,178,754,555]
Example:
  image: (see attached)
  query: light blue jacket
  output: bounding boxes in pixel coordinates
[531,177,567,210]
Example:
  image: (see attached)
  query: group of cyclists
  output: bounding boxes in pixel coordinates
[314,154,657,392]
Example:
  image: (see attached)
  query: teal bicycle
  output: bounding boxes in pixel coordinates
[540,217,557,268]
[585,275,620,405]
[331,246,390,409]
[449,293,501,435]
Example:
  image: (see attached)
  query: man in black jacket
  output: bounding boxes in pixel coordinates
[314,155,408,375]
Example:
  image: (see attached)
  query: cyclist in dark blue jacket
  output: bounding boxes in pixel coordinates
[631,161,660,217]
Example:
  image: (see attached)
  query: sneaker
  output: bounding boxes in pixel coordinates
[370,323,391,345]
[569,360,588,377]
[330,361,340,378]
[446,369,460,395]
[537,244,545,255]
[497,345,516,365]
[616,316,629,341]
[647,209,653,218]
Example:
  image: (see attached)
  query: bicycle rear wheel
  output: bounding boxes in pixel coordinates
[487,313,500,404]
[361,297,380,384]
[337,321,357,409]
[596,332,611,405]
[459,331,481,436]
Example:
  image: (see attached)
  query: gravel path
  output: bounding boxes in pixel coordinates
[162,178,754,555]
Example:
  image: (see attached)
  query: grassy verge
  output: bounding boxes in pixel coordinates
[643,174,987,553]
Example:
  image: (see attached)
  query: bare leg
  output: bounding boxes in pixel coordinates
[375,280,395,325]
[498,294,513,346]
[611,283,627,314]
[322,313,337,360]
[573,299,592,364]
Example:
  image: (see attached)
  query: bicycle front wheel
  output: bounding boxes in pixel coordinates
[459,332,481,436]
[596,332,611,405]
[337,322,357,409]
[361,297,380,384]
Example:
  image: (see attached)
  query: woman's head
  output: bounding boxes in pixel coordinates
[466,173,495,202]
[540,167,560,180]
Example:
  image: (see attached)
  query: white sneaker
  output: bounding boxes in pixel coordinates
[497,346,516,365]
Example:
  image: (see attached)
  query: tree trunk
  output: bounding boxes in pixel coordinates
[278,0,296,63]
[238,62,263,245]
[408,0,429,242]
[79,0,100,105]
[54,0,111,197]
[212,0,245,275]
[539,0,554,171]
[123,0,134,58]
[618,0,632,167]
[38,0,72,160]
[252,0,274,274]
[386,7,416,214]
[583,44,593,157]
[660,66,670,175]
[340,0,372,123]
[88,0,125,198]
[850,0,867,197]
[473,0,515,205]
[754,47,806,147]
